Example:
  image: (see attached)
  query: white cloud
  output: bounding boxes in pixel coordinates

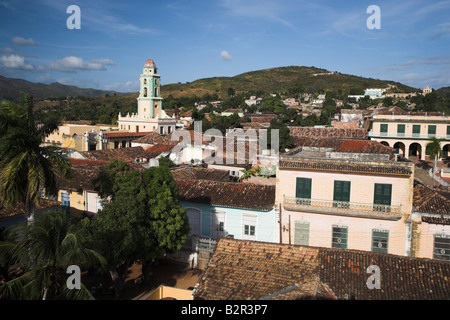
[0,47,14,53]
[11,36,38,46]
[221,50,232,61]
[45,56,114,73]
[0,54,34,70]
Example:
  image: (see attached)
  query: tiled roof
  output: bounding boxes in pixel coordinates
[0,199,60,220]
[288,127,369,140]
[171,167,229,181]
[59,164,104,192]
[413,180,450,217]
[290,137,394,157]
[80,146,145,163]
[175,179,275,211]
[279,157,412,176]
[143,144,175,159]
[194,238,450,300]
[102,131,153,139]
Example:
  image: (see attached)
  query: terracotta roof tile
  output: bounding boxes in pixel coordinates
[172,167,229,181]
[194,238,450,300]
[279,157,412,176]
[175,179,275,211]
[289,127,369,140]
[80,146,145,163]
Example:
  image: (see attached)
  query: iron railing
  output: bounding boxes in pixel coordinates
[283,196,402,218]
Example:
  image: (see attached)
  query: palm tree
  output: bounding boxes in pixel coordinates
[426,137,444,178]
[0,209,106,300]
[0,93,73,224]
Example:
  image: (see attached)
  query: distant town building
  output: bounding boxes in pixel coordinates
[423,85,433,95]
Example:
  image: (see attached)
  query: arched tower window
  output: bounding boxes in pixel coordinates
[144,87,147,97]
[144,79,147,85]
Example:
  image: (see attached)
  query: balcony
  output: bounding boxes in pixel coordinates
[369,132,450,140]
[283,196,402,220]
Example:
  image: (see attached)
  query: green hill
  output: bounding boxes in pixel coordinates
[0,75,120,101]
[436,86,450,99]
[160,65,419,98]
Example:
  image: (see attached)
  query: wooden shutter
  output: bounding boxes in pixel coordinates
[296,177,312,199]
[374,183,392,212]
[380,124,388,133]
[413,125,421,134]
[294,222,310,246]
[428,125,436,135]
[397,124,405,135]
[333,181,350,202]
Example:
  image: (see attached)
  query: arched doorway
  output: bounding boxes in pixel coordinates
[409,143,422,160]
[393,142,405,157]
[443,144,450,160]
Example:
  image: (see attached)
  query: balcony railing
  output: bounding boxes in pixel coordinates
[283,196,402,219]
[369,132,450,140]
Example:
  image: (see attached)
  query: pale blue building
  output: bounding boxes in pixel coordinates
[176,179,279,243]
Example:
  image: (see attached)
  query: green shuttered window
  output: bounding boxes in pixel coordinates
[296,177,312,205]
[332,225,348,249]
[373,183,392,212]
[333,181,350,208]
[372,230,389,253]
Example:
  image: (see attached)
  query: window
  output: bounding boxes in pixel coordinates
[428,125,436,136]
[296,177,312,205]
[397,124,405,136]
[373,183,392,212]
[114,141,119,149]
[447,126,450,137]
[144,87,147,97]
[433,234,450,261]
[122,140,127,148]
[160,126,164,134]
[332,225,348,249]
[218,221,224,232]
[244,225,255,236]
[61,192,70,207]
[372,230,389,253]
[413,125,421,136]
[380,124,388,134]
[333,181,351,208]
[144,79,147,85]
[243,214,257,239]
[294,222,310,246]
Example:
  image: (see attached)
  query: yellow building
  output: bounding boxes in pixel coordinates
[276,144,415,257]
[44,122,119,152]
[369,111,450,160]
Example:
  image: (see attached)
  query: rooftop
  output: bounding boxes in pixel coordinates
[80,146,146,163]
[279,156,413,176]
[288,126,369,140]
[194,238,450,300]
[171,167,229,181]
[175,179,275,211]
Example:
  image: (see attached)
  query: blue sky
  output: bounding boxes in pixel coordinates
[0,0,449,92]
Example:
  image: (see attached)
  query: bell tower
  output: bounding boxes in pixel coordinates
[138,58,163,118]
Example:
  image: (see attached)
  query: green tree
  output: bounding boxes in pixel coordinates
[91,162,190,298]
[0,210,106,300]
[426,137,444,178]
[267,118,295,153]
[0,94,73,224]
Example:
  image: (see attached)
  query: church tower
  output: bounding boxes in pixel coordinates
[117,58,176,134]
[138,59,163,118]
